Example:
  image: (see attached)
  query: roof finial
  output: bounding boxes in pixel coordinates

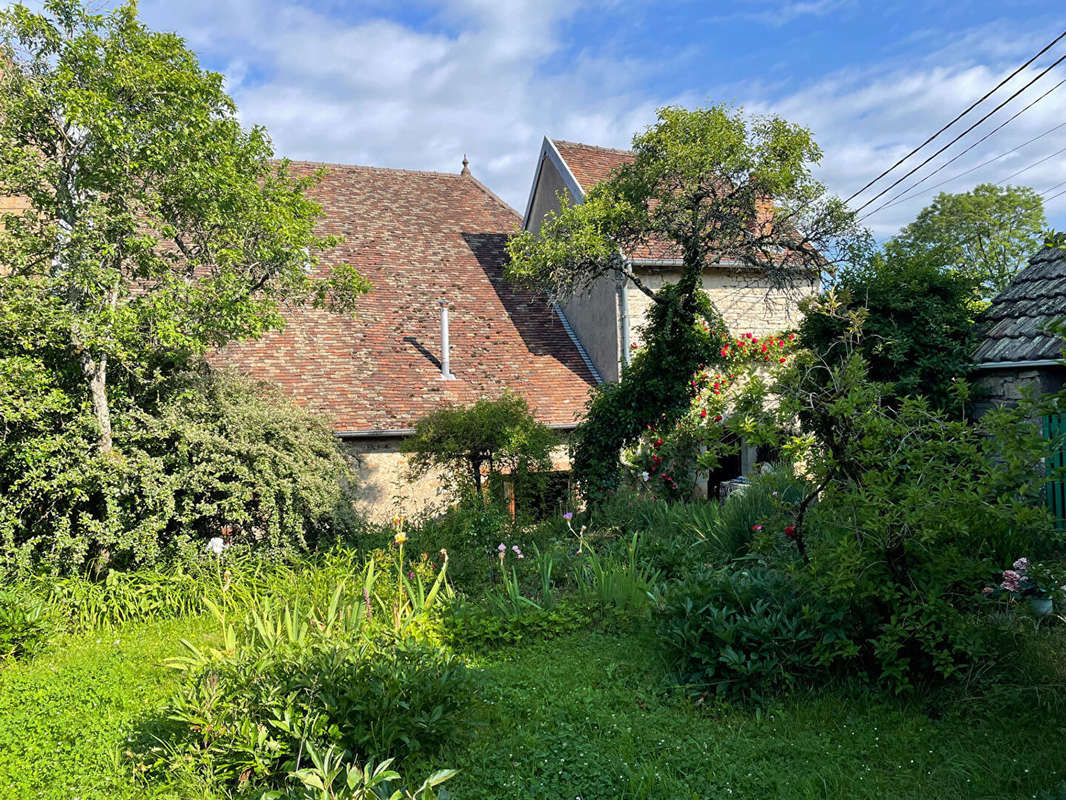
[460,154,470,176]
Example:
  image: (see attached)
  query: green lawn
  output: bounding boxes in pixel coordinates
[1,619,1064,800]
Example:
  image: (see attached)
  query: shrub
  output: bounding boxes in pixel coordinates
[658,566,829,702]
[797,250,979,413]
[0,588,56,662]
[148,555,473,796]
[443,595,590,649]
[0,368,359,576]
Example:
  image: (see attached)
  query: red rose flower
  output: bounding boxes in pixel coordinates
[785,525,796,539]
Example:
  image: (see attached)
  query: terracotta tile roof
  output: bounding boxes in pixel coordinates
[215,161,596,432]
[551,139,681,261]
[974,246,1066,364]
[552,140,633,194]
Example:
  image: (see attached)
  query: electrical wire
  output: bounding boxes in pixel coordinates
[843,29,1066,204]
[865,80,1066,215]
[855,49,1066,218]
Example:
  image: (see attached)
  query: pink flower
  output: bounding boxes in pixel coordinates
[1012,557,1030,573]
[1001,570,1022,593]
[498,543,507,552]
[562,512,573,520]
[981,587,994,596]
[517,553,524,559]
[752,524,763,532]
[407,571,415,580]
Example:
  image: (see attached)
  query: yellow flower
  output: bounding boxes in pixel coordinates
[394,531,408,545]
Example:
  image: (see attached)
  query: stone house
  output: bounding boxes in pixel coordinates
[522,138,811,383]
[218,160,597,520]
[972,245,1066,416]
[2,138,812,517]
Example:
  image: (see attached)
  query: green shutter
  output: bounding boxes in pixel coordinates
[1043,413,1066,531]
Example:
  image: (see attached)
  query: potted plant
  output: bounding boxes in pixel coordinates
[983,558,1062,616]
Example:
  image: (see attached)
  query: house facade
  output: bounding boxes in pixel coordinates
[217,160,597,520]
[522,138,811,383]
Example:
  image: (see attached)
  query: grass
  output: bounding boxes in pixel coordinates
[2,609,1065,799]
[0,615,217,800]
[427,629,1066,800]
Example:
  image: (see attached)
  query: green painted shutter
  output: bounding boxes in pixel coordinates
[1043,413,1066,531]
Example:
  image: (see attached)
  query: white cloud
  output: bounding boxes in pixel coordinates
[739,26,1066,235]
[76,3,1066,236]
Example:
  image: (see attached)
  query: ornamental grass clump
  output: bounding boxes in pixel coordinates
[140,552,472,797]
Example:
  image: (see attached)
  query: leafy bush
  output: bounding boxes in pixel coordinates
[797,250,979,413]
[0,368,359,576]
[443,595,590,649]
[658,566,830,702]
[149,555,472,796]
[0,588,56,662]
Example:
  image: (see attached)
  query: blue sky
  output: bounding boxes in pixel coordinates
[121,1,1066,234]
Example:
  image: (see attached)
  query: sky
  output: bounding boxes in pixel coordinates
[82,1,1066,236]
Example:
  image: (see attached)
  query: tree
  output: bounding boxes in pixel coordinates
[402,393,555,501]
[797,248,980,414]
[506,104,861,502]
[888,183,1046,298]
[0,0,369,454]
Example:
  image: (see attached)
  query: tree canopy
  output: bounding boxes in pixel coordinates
[507,104,861,317]
[887,183,1046,299]
[506,104,860,503]
[402,393,555,500]
[0,0,369,453]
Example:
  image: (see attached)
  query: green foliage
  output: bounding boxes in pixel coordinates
[0,0,368,455]
[403,392,555,500]
[888,183,1046,298]
[149,558,470,797]
[507,103,862,504]
[658,567,826,701]
[443,595,590,649]
[573,534,660,617]
[571,284,728,503]
[0,587,57,662]
[283,747,456,800]
[386,499,509,593]
[798,249,979,412]
[0,369,359,576]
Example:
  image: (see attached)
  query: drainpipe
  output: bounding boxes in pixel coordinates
[618,264,631,372]
[439,299,455,380]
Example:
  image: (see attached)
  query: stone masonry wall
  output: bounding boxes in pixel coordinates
[341,438,574,522]
[627,268,815,345]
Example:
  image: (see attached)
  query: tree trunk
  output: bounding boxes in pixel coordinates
[81,351,112,454]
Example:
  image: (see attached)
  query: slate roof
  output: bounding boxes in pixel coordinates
[974,245,1066,365]
[215,161,596,433]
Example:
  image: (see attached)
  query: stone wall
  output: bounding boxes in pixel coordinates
[973,366,1066,419]
[627,267,815,344]
[341,437,574,521]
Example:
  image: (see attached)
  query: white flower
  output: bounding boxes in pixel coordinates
[205,537,226,555]
[640,471,650,482]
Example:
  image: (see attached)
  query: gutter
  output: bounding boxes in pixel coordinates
[334,422,580,440]
[970,359,1066,371]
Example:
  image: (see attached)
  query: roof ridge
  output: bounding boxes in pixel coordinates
[463,173,521,220]
[551,138,632,155]
[280,159,467,180]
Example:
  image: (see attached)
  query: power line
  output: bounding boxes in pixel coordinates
[855,48,1066,218]
[866,80,1066,214]
[843,29,1066,204]
[996,146,1066,184]
[875,121,1066,213]
[1042,179,1066,197]
[1045,186,1066,203]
